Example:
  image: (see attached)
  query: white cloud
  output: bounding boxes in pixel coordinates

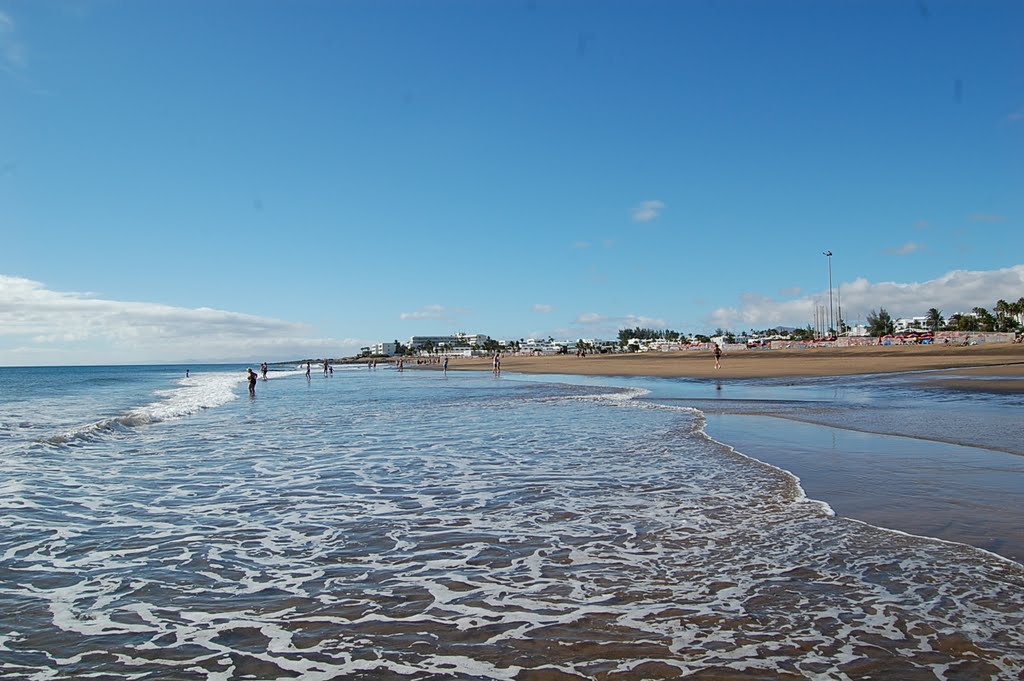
[532,304,554,313]
[709,265,1024,329]
[399,304,468,322]
[0,11,26,71]
[631,200,665,223]
[399,304,445,320]
[0,275,356,365]
[886,242,925,256]
[779,286,802,297]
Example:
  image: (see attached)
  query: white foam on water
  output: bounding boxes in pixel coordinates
[2,372,1023,679]
[43,371,247,445]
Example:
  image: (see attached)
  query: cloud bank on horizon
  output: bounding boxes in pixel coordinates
[0,275,360,366]
[709,265,1024,331]
[3,266,1021,365]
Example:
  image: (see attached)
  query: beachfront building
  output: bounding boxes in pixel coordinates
[370,342,399,356]
[408,333,489,350]
[589,339,620,354]
[406,333,495,356]
[894,316,930,333]
[520,338,566,355]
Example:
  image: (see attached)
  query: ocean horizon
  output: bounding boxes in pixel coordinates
[1,363,1022,679]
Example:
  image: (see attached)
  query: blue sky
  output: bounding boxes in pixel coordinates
[2,0,1022,365]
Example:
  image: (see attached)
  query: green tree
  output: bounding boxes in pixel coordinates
[993,300,1019,331]
[926,308,943,333]
[972,307,995,332]
[866,308,895,336]
[954,313,979,332]
[790,325,815,341]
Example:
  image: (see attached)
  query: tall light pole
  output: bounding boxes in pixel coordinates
[823,250,833,336]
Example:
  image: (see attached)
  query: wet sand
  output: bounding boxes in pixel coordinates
[703,414,1024,563]
[445,343,1024,386]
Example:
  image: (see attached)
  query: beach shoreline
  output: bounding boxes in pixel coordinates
[417,343,1024,562]
[433,343,1024,388]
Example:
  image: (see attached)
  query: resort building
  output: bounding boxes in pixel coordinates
[894,316,930,333]
[408,333,492,350]
[371,342,399,356]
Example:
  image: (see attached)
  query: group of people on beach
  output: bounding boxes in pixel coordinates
[301,360,333,378]
[243,342,725,396]
[245,363,271,395]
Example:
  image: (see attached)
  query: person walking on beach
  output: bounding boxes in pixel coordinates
[713,343,722,370]
[247,368,258,395]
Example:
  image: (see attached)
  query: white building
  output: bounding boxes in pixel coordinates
[369,342,398,356]
[520,338,565,355]
[408,333,492,351]
[894,316,930,333]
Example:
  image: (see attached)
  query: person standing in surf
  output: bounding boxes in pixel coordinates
[247,368,258,396]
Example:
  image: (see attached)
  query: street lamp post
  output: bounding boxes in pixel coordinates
[823,250,833,336]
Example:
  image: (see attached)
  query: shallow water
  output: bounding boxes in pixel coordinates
[703,413,1024,562]
[1,365,1022,679]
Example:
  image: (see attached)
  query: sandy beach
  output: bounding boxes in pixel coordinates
[441,343,1024,390]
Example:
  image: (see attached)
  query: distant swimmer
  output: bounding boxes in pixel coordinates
[247,368,258,395]
[186,369,189,378]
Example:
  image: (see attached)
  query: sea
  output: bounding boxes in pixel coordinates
[1,363,1022,680]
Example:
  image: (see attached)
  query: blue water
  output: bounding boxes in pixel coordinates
[1,364,1022,679]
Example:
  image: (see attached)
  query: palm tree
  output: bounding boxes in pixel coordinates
[1007,299,1024,327]
[972,306,995,332]
[995,300,1011,331]
[926,308,944,332]
[957,313,980,332]
[867,308,894,336]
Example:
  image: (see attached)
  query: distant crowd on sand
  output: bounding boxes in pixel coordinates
[391,353,496,376]
[236,346,739,397]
